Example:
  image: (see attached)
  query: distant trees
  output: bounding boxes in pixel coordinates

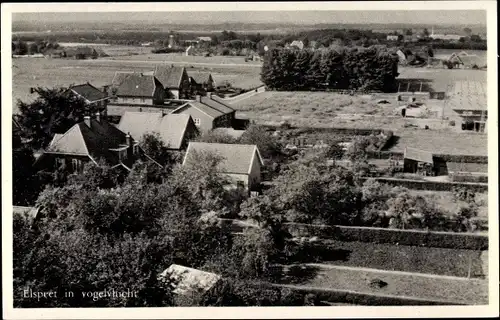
[261,46,399,92]
[12,40,60,55]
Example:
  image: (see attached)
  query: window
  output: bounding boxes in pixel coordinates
[71,159,81,172]
[119,149,128,160]
[236,180,245,189]
[194,118,201,126]
[54,157,65,169]
[133,145,139,155]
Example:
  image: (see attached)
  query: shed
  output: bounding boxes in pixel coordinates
[403,147,435,176]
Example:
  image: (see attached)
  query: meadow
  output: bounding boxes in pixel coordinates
[12,55,262,112]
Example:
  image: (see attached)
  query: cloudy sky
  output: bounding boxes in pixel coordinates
[13,9,487,26]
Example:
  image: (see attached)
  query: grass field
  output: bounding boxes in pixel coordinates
[276,264,488,304]
[12,56,262,112]
[295,239,485,279]
[111,52,262,65]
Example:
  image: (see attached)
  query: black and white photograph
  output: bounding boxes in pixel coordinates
[2,1,498,318]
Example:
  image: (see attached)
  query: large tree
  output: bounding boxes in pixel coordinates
[17,87,97,150]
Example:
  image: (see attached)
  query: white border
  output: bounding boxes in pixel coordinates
[2,2,498,319]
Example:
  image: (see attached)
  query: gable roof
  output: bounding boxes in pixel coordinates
[116,74,161,98]
[404,147,434,164]
[199,96,234,114]
[68,83,108,102]
[183,142,263,174]
[158,264,221,296]
[290,40,304,49]
[189,72,213,85]
[13,206,40,220]
[154,65,186,89]
[45,118,134,165]
[112,71,134,87]
[118,112,194,149]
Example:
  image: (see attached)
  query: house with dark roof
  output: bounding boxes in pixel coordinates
[403,147,435,176]
[189,72,216,95]
[170,95,235,132]
[35,113,148,173]
[183,142,264,192]
[64,47,98,60]
[115,73,166,105]
[154,65,191,99]
[117,112,199,150]
[65,82,110,111]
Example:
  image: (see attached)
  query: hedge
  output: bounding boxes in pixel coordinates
[359,177,488,192]
[284,223,488,250]
[266,283,462,306]
[220,219,488,250]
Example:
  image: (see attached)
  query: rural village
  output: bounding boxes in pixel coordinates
[10,11,490,308]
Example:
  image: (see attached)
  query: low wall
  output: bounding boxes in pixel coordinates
[359,177,488,192]
[284,223,488,250]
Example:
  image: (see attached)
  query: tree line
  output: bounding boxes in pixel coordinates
[12,40,60,55]
[260,46,399,92]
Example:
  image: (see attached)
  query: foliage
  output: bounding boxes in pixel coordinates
[261,46,399,92]
[140,132,179,170]
[12,145,38,206]
[238,124,284,159]
[195,130,239,144]
[16,87,96,150]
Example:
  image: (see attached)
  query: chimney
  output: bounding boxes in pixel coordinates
[95,111,101,122]
[84,115,91,128]
[101,85,109,93]
[126,133,132,148]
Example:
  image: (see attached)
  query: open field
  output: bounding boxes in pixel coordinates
[294,239,485,279]
[407,190,488,218]
[12,56,261,112]
[275,263,488,304]
[110,52,262,65]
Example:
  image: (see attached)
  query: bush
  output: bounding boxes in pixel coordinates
[449,120,456,127]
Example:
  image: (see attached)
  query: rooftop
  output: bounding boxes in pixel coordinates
[158,264,221,296]
[404,146,434,164]
[448,80,487,111]
[44,117,135,166]
[189,72,213,85]
[172,96,234,119]
[183,142,263,174]
[67,83,108,102]
[118,112,194,149]
[154,65,185,89]
[115,74,161,98]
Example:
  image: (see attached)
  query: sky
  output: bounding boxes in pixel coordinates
[13,10,487,26]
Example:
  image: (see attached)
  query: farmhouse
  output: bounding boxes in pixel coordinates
[158,264,221,305]
[117,112,199,150]
[154,65,191,99]
[386,35,399,41]
[170,95,236,132]
[403,147,435,176]
[189,71,216,95]
[64,82,109,111]
[115,73,166,105]
[183,142,264,192]
[448,80,487,133]
[35,113,145,173]
[64,47,98,59]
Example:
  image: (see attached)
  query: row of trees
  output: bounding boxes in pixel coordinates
[12,40,60,55]
[261,46,399,92]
